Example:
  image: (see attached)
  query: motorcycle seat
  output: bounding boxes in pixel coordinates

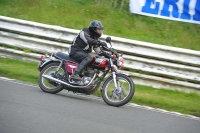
[54,52,79,63]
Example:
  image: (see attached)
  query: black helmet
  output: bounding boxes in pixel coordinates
[89,20,104,38]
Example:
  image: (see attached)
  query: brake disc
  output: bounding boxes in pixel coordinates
[112,86,126,99]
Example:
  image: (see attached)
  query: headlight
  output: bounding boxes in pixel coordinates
[117,57,124,69]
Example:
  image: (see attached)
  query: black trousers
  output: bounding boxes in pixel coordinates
[70,50,92,62]
[69,48,93,75]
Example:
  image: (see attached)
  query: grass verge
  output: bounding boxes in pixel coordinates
[0,57,199,117]
[0,0,200,50]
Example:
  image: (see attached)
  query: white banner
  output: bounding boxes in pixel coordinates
[130,0,200,24]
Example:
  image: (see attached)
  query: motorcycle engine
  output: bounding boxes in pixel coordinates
[82,68,95,85]
[82,76,92,85]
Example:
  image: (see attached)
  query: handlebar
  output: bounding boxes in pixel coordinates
[101,45,119,58]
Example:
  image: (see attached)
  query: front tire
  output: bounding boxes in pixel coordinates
[38,62,65,94]
[101,74,135,107]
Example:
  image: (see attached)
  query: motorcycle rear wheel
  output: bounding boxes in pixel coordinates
[101,74,135,107]
[38,62,65,94]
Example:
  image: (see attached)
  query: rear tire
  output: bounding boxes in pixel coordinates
[38,62,65,94]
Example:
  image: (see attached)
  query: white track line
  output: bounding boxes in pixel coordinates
[0,76,14,80]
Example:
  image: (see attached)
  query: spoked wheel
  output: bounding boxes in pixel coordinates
[102,74,135,107]
[38,62,65,94]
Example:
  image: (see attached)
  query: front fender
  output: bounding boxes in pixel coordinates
[106,72,131,79]
[116,72,131,77]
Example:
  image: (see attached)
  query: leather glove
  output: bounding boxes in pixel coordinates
[98,51,111,58]
[100,42,107,47]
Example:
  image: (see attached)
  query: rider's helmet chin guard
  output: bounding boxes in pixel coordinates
[89,20,104,38]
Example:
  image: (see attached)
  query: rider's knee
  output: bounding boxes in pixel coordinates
[86,55,93,62]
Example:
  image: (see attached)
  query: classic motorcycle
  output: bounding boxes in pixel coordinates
[37,37,135,107]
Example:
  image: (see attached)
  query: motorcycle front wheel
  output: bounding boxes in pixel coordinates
[101,74,135,107]
[38,62,65,94]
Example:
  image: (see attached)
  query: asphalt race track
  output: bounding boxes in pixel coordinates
[0,78,199,133]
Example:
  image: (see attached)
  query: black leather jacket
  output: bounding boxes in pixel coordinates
[71,28,100,53]
[69,28,111,58]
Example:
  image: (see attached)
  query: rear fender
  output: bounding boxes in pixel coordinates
[38,57,61,71]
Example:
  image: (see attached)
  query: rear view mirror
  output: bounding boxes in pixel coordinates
[106,37,111,43]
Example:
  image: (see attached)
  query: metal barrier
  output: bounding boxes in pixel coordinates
[0,16,200,93]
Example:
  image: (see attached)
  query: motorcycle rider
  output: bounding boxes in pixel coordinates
[69,20,110,81]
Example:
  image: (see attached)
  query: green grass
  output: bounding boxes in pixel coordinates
[1,57,199,117]
[0,0,200,50]
[132,85,200,116]
[0,57,39,84]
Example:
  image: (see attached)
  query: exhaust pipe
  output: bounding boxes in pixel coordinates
[42,75,95,89]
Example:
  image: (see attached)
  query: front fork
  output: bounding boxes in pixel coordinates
[110,59,121,92]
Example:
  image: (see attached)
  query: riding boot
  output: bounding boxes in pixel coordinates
[70,56,93,81]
